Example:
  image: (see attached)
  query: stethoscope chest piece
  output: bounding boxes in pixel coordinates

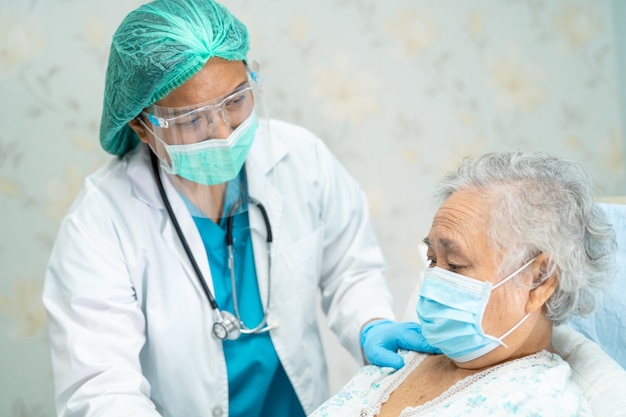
[212,310,241,340]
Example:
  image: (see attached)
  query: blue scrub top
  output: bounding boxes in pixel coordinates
[185,179,305,417]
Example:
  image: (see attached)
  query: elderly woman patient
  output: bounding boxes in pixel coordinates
[310,151,616,417]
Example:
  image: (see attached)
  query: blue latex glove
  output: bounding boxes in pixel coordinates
[360,319,442,369]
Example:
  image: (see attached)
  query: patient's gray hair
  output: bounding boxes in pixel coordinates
[435,151,616,325]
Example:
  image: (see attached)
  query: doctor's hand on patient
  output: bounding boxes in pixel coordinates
[360,319,442,369]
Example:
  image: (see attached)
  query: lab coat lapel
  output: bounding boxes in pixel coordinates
[245,123,286,312]
[159,173,216,300]
[246,162,283,312]
[127,145,216,301]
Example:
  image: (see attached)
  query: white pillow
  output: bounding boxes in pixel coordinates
[553,325,626,417]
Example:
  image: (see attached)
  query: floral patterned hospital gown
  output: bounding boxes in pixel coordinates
[309,350,592,417]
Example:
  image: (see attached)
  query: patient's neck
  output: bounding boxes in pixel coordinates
[377,354,478,417]
[379,317,556,416]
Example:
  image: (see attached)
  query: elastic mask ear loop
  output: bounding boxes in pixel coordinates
[496,312,531,348]
[492,257,537,290]
[492,256,537,348]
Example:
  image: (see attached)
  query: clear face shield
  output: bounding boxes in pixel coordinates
[140,62,272,220]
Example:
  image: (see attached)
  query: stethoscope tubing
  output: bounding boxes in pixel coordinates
[226,200,273,334]
[149,151,273,340]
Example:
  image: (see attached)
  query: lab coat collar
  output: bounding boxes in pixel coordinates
[125,143,165,209]
[241,123,287,311]
[247,117,288,177]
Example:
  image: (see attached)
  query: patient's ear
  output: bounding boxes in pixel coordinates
[525,253,558,314]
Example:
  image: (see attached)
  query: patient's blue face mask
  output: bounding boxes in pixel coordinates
[416,257,536,363]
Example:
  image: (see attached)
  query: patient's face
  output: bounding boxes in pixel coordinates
[425,189,530,366]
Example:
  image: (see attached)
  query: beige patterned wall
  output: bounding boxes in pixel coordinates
[1,0,624,415]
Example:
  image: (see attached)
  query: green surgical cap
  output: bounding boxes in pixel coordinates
[100,0,250,156]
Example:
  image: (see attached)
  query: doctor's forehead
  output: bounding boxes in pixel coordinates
[155,58,247,107]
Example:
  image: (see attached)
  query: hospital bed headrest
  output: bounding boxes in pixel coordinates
[552,324,626,417]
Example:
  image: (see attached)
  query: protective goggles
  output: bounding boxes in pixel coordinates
[142,81,257,143]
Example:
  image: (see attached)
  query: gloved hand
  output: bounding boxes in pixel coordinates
[360,319,442,369]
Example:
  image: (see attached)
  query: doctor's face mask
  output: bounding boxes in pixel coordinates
[416,257,536,363]
[141,110,258,186]
[138,61,269,186]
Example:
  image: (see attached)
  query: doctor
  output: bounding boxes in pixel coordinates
[42,0,437,416]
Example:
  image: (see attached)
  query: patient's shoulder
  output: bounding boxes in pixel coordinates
[310,351,426,417]
[479,351,591,415]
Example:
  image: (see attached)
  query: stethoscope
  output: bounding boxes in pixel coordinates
[150,152,275,340]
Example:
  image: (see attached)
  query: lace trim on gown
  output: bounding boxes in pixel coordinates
[358,350,556,417]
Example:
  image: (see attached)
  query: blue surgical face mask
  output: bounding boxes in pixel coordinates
[416,257,536,363]
[145,112,258,186]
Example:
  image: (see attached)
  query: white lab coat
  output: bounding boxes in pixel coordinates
[43,119,395,417]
